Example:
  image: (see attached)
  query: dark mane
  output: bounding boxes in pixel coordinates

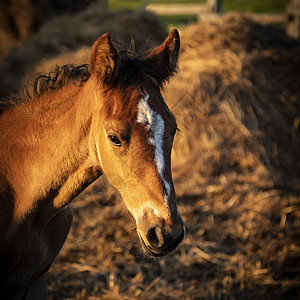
[116,47,174,89]
[32,52,163,96]
[32,64,90,98]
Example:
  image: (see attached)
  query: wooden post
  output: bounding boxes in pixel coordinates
[207,0,221,13]
[286,0,300,38]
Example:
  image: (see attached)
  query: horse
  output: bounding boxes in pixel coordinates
[0,29,185,299]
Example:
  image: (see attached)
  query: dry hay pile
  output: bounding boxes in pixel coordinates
[0,2,167,100]
[168,14,300,191]
[46,13,300,300]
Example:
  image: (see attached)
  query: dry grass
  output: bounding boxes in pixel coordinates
[45,13,300,300]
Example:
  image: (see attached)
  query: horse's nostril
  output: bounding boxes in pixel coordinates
[146,225,164,248]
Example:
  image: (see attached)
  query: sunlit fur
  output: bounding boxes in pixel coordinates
[0,29,184,299]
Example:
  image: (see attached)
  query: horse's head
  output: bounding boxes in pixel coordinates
[89,30,185,257]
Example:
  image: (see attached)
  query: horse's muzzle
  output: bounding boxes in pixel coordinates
[138,218,185,257]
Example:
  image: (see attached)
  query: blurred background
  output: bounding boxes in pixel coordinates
[0,1,299,299]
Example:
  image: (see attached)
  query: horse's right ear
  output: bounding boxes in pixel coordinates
[90,33,118,85]
[146,29,180,84]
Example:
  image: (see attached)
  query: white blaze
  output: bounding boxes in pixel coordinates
[137,93,171,203]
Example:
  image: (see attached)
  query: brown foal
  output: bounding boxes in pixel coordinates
[0,29,185,299]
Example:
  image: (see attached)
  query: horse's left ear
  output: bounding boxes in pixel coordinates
[146,28,180,83]
[90,33,118,86]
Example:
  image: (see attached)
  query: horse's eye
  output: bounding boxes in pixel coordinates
[108,135,123,147]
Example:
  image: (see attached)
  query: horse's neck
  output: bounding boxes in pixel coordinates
[0,81,101,225]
